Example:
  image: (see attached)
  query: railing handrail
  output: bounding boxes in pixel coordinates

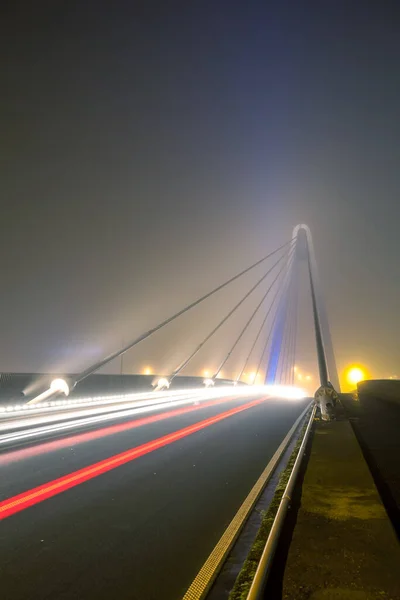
[246,403,317,600]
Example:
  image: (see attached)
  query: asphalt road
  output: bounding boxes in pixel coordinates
[0,394,309,600]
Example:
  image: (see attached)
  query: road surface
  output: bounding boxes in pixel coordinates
[0,391,309,600]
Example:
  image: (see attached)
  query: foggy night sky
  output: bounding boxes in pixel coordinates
[1,1,400,384]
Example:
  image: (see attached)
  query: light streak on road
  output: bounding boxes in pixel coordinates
[0,389,211,416]
[0,396,268,520]
[0,385,305,447]
[0,390,216,433]
[0,384,305,418]
[0,393,241,448]
[0,395,243,466]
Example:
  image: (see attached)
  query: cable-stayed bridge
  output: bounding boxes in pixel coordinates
[1,225,398,600]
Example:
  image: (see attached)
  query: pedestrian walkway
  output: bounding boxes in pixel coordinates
[282,410,400,600]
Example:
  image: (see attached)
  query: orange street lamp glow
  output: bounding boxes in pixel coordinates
[346,367,365,387]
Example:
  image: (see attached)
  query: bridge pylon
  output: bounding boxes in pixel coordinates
[296,224,340,419]
[265,224,340,419]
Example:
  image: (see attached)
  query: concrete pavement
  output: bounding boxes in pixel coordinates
[282,405,400,600]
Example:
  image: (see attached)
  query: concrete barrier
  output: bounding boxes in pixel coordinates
[358,379,400,406]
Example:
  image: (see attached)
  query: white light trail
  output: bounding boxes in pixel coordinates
[0,386,272,446]
[0,389,204,418]
[0,396,213,446]
[0,390,217,433]
[0,384,307,447]
[0,384,306,418]
[253,384,307,400]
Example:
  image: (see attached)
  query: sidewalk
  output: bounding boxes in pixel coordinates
[282,410,400,600]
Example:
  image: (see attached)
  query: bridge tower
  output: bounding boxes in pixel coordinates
[265,224,340,402]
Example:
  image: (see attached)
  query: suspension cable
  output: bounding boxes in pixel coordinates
[284,300,296,383]
[212,257,289,381]
[282,261,298,384]
[253,292,282,384]
[74,239,295,385]
[278,275,297,384]
[253,250,296,383]
[287,265,299,385]
[279,257,299,384]
[235,246,295,383]
[276,307,290,383]
[169,249,291,381]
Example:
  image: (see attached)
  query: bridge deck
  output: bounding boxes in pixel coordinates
[281,406,400,600]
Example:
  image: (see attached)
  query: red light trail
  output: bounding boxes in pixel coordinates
[0,395,238,466]
[0,396,267,520]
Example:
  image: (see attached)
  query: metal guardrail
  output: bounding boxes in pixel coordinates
[182,401,313,600]
[246,404,317,600]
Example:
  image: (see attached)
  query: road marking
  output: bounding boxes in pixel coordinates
[0,397,268,520]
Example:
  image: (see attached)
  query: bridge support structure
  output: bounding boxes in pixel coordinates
[296,224,340,419]
[26,226,339,409]
[265,224,340,419]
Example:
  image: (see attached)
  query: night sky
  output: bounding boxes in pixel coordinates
[1,2,399,384]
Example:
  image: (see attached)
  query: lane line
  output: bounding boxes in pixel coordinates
[0,397,267,520]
